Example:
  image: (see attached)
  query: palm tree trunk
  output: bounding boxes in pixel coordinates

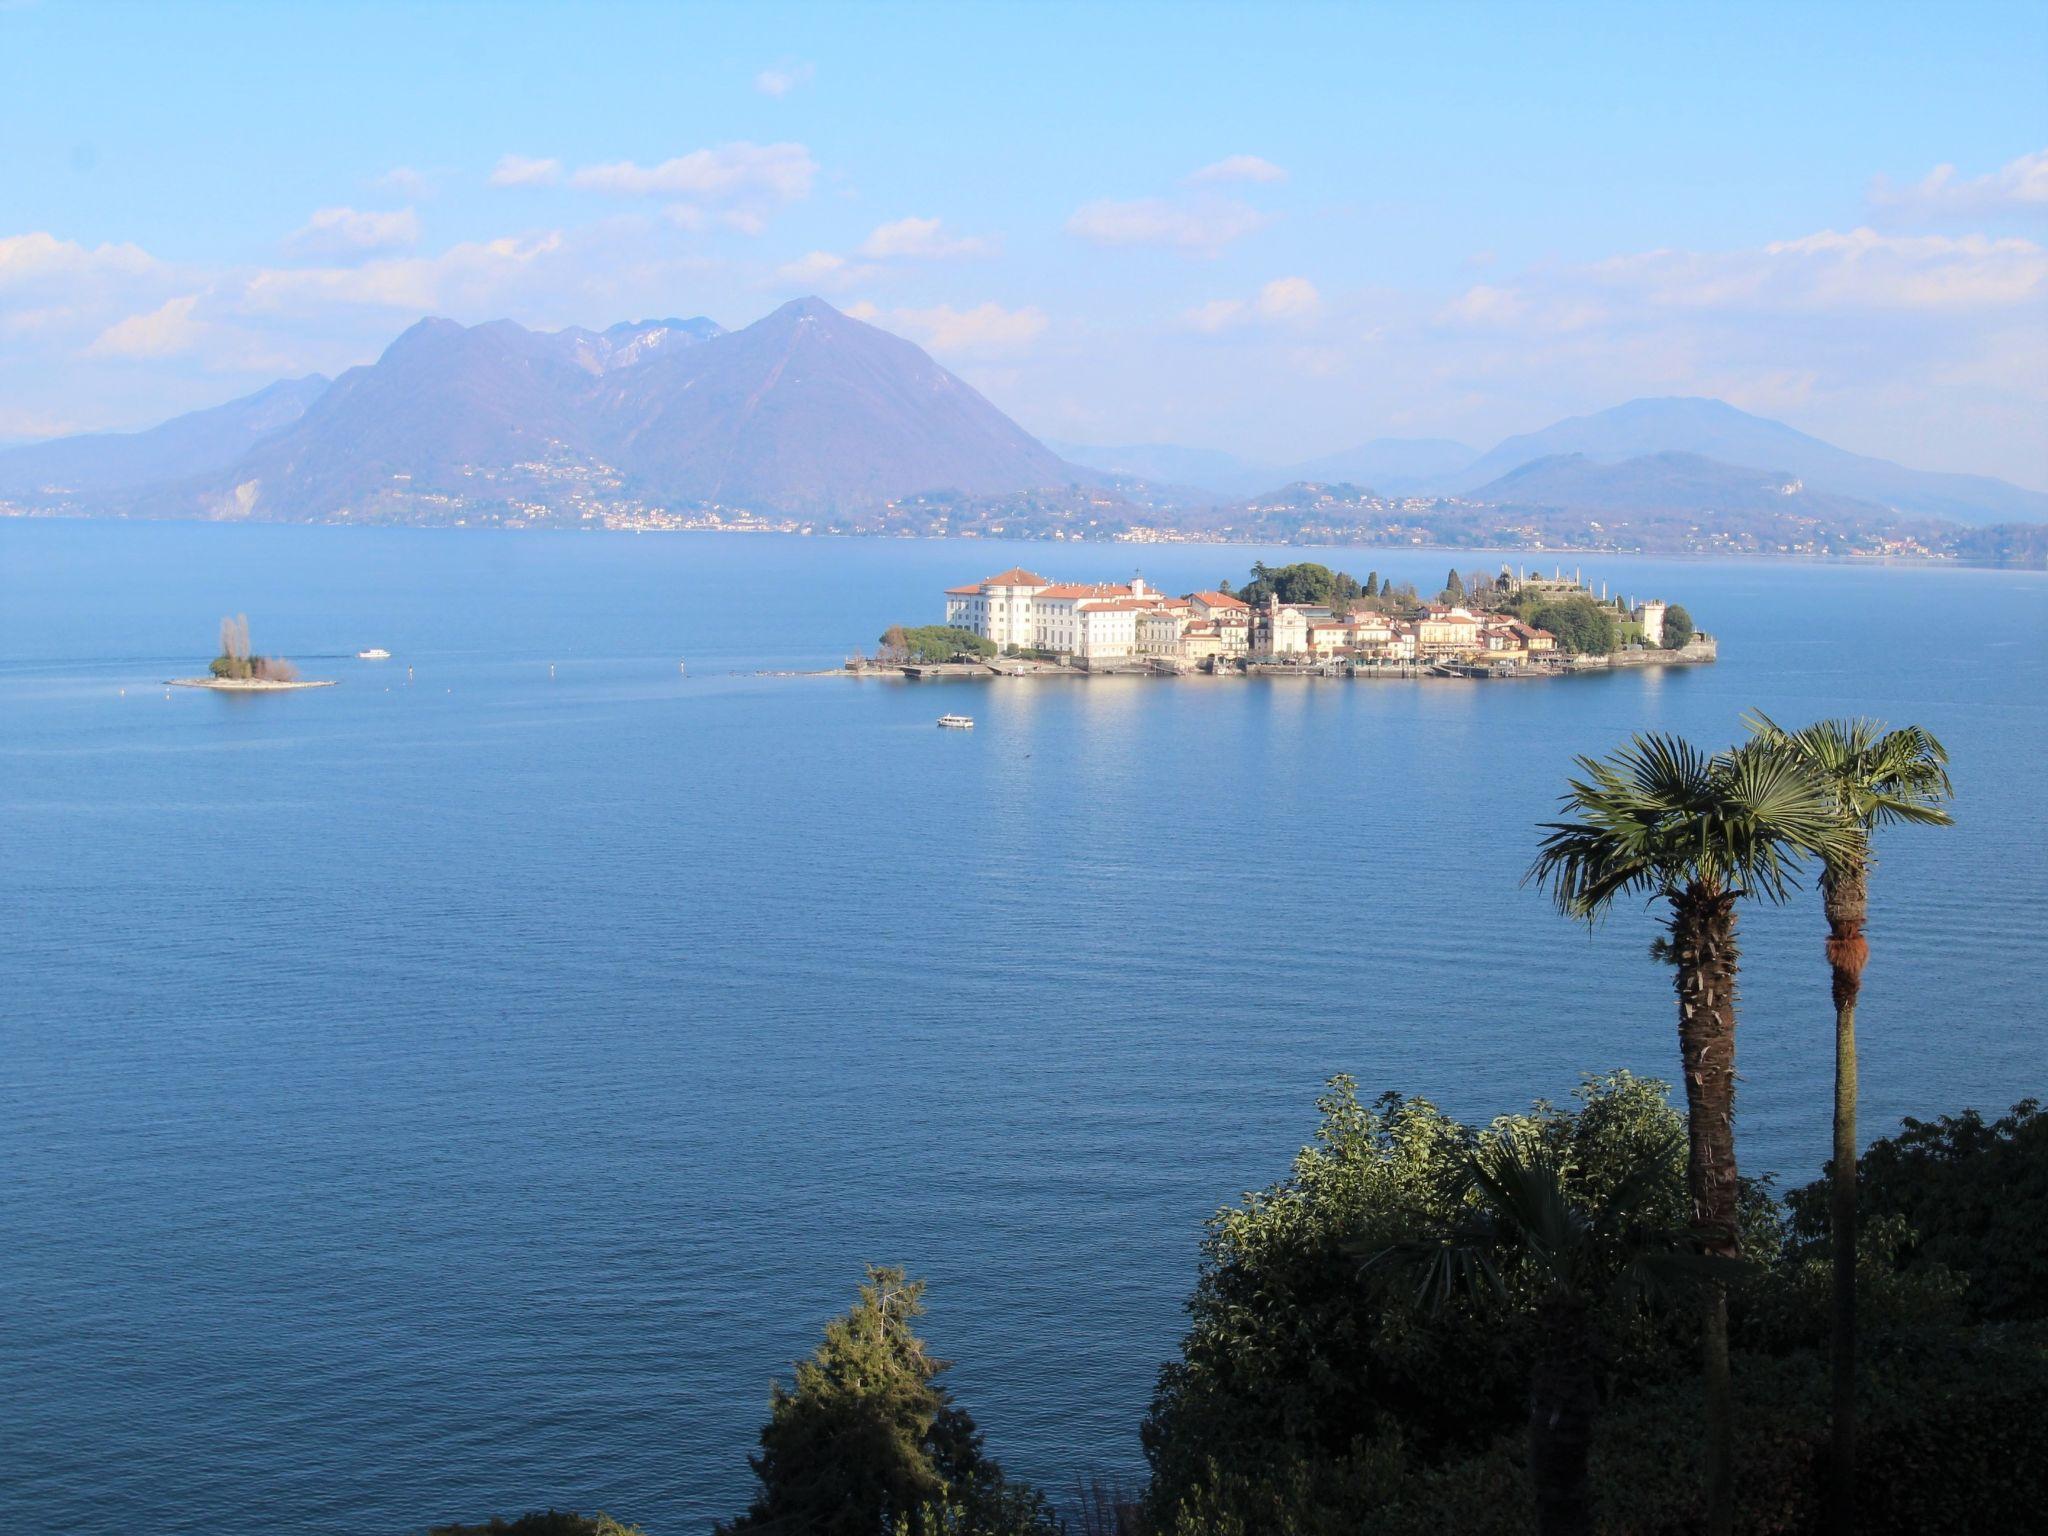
[1823,861,1869,1536]
[1671,884,1743,1536]
[1529,1291,1597,1536]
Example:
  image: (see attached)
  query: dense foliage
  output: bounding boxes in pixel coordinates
[721,1266,1057,1536]
[1140,1070,2044,1534]
[881,625,999,662]
[1141,1074,1714,1514]
[1503,593,1618,655]
[1233,561,1363,608]
[1785,1099,2047,1322]
[1660,605,1695,649]
[429,1515,644,1535]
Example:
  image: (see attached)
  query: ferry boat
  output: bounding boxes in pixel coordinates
[356,648,392,660]
[936,714,975,729]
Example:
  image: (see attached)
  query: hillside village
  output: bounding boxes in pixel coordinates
[888,561,1713,674]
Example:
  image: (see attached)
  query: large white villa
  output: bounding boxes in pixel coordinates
[944,568,1253,661]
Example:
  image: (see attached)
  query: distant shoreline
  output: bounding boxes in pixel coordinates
[1,511,2043,570]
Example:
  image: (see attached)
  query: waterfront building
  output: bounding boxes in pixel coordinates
[1416,605,1483,656]
[1633,599,1668,645]
[1031,579,1156,655]
[944,566,1051,649]
[1188,590,1251,623]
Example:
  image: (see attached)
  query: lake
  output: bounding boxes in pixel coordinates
[2,520,2042,1533]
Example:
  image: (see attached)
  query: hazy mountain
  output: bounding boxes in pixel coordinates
[1456,397,2047,523]
[1048,441,1271,498]
[1282,437,1478,496]
[178,317,623,517]
[1470,450,1895,520]
[126,299,1075,519]
[0,375,328,497]
[590,298,1074,511]
[1051,436,1481,500]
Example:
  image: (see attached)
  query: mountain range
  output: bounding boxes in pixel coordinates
[2,297,2042,553]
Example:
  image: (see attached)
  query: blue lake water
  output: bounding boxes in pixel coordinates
[2,520,2043,1533]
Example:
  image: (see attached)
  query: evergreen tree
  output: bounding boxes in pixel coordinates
[1443,568,1467,603]
[1364,572,1379,598]
[722,1268,1056,1536]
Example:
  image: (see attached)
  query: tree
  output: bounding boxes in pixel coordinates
[1744,715,1952,1527]
[1141,1071,1707,1521]
[432,1516,645,1536]
[880,627,997,663]
[721,1267,1055,1536]
[1528,597,1616,656]
[1364,572,1380,598]
[1443,569,1467,603]
[1369,1135,1720,1536]
[1526,734,1853,1536]
[1662,605,1696,649]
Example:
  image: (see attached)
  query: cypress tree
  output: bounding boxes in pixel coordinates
[721,1268,1055,1536]
[1364,572,1379,598]
[1444,568,1466,602]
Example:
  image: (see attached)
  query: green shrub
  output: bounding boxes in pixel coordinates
[1140,1073,1711,1519]
[1784,1099,2047,1321]
[428,1514,645,1536]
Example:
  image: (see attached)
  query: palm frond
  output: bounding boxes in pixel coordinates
[1743,712,1955,854]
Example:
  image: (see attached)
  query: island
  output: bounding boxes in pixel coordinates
[855,560,1714,679]
[166,614,336,691]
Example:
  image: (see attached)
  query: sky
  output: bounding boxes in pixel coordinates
[3,0,2045,487]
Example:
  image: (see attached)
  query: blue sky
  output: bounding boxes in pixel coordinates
[3,0,2044,485]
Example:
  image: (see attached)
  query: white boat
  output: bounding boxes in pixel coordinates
[357,648,391,660]
[936,714,975,729]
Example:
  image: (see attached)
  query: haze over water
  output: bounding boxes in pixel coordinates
[3,521,2043,1534]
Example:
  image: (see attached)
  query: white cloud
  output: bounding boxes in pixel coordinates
[777,251,847,283]
[1579,228,2048,314]
[86,294,206,359]
[754,61,814,97]
[284,206,420,258]
[489,154,564,189]
[1184,276,1322,332]
[1436,228,2046,337]
[1187,154,1288,185]
[570,142,817,204]
[374,166,433,198]
[1256,275,1321,320]
[886,301,1048,356]
[1066,197,1269,254]
[0,231,157,287]
[1871,147,2048,222]
[775,250,882,290]
[857,216,993,260]
[240,232,565,314]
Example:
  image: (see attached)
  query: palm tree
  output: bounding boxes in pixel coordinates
[1368,1134,1724,1536]
[1745,714,1952,1526]
[1526,733,1853,1536]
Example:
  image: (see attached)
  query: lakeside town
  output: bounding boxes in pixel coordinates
[855,559,1715,678]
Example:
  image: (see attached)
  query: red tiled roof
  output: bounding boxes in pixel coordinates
[980,567,1049,586]
[1188,590,1250,611]
[945,584,982,595]
[1036,582,1133,600]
